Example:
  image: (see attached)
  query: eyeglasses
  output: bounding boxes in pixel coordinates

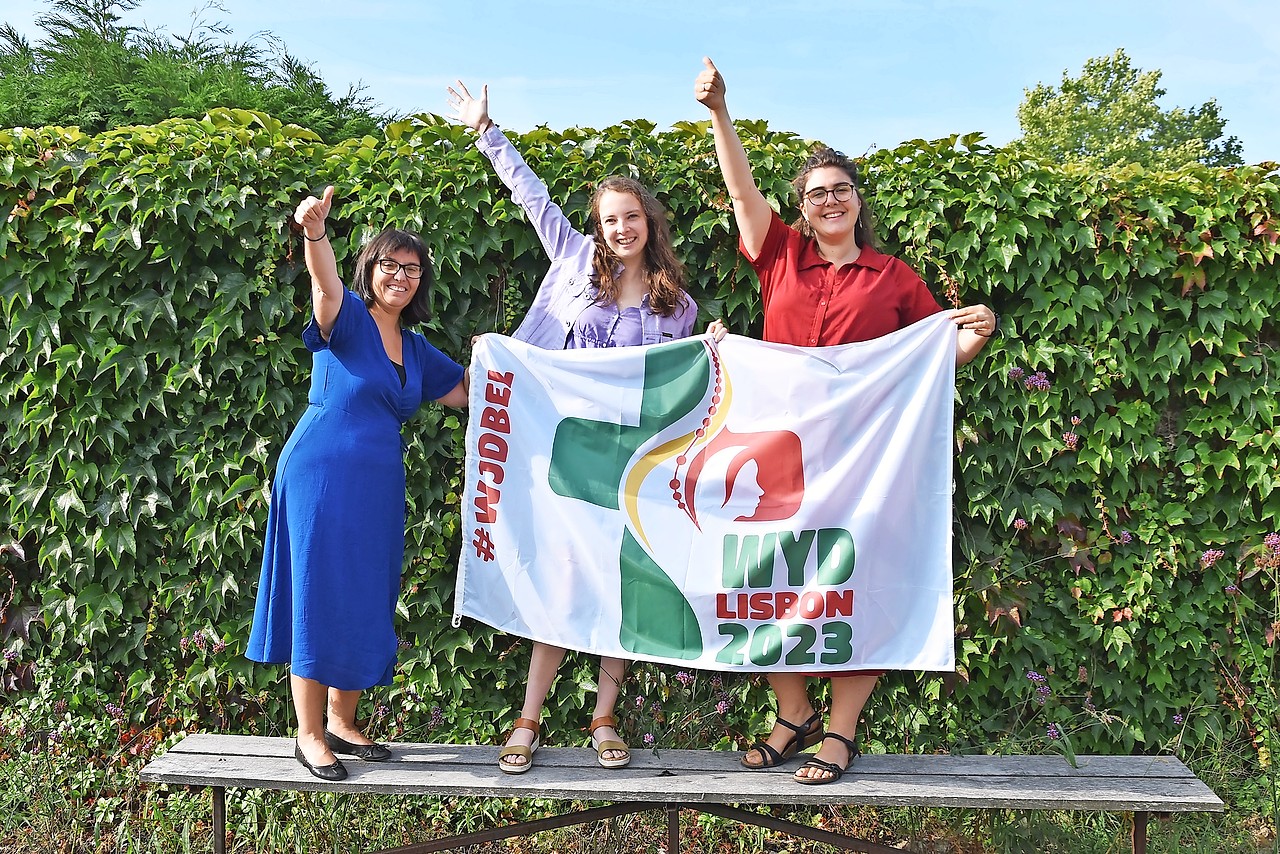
[804,183,856,205]
[377,258,424,279]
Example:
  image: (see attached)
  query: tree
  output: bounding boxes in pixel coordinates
[0,0,386,141]
[1016,48,1243,170]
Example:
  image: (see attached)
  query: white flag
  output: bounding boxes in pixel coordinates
[454,313,958,671]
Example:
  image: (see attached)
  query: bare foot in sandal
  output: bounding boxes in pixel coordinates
[498,717,540,774]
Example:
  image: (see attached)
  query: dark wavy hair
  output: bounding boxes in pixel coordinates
[349,227,434,325]
[587,176,690,319]
[790,147,881,251]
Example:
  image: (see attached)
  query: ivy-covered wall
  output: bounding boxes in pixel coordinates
[1,109,1277,761]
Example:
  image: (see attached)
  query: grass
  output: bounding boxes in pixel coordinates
[0,730,1276,853]
[2,669,1276,854]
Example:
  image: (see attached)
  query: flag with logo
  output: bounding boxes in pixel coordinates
[453,313,958,671]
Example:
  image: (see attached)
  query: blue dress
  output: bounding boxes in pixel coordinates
[247,289,465,691]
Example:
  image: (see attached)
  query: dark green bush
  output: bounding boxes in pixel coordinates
[1,111,1277,770]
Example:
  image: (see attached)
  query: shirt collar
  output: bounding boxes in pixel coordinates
[798,238,890,273]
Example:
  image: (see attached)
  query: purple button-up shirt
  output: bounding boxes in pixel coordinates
[474,126,697,350]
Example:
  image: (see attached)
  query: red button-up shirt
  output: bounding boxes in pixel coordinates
[744,212,943,346]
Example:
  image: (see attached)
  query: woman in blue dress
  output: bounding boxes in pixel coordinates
[247,186,469,781]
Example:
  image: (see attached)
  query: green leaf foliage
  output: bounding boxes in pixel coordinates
[1,110,1278,765]
[1015,48,1245,171]
[0,0,384,142]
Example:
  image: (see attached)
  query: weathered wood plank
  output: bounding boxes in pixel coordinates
[157,734,1200,779]
[140,734,1223,812]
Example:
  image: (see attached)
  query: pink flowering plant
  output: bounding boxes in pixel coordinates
[618,664,759,755]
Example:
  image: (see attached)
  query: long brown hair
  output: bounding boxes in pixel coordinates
[789,147,881,251]
[588,176,689,318]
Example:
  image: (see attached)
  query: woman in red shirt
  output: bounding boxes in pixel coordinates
[695,57,996,785]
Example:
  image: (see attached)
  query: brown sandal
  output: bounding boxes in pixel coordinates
[588,715,631,769]
[498,717,540,774]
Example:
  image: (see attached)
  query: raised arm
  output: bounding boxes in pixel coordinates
[694,57,774,258]
[294,185,342,339]
[447,80,591,263]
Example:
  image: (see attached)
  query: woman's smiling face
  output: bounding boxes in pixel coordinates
[370,247,423,315]
[596,188,650,262]
[802,166,862,243]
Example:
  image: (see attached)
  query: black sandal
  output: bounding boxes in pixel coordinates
[740,709,824,769]
[794,732,859,785]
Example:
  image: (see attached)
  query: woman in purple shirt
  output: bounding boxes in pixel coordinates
[448,80,724,774]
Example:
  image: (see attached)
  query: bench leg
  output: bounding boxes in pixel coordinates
[1132,810,1147,854]
[666,804,680,853]
[212,786,226,854]
[696,803,902,854]
[371,802,656,854]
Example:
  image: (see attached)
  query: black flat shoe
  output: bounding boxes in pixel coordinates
[295,741,348,781]
[325,730,393,762]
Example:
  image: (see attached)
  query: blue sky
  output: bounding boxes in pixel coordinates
[7,0,1279,163]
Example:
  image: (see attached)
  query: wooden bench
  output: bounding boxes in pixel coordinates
[139,733,1223,854]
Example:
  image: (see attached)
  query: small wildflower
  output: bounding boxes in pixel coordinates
[1200,549,1225,568]
[1062,431,1079,451]
[1026,671,1045,683]
[192,632,208,651]
[105,702,125,720]
[1070,415,1081,426]
[398,638,412,650]
[1173,714,1184,725]
[674,671,694,688]
[1085,697,1096,712]
[1036,685,1051,697]
[1035,694,1047,706]
[643,732,655,747]
[54,699,67,715]
[634,696,645,710]
[1077,666,1088,682]
[1265,532,1280,553]
[1119,530,1133,545]
[1023,371,1051,391]
[179,636,190,653]
[715,700,729,715]
[1225,584,1239,594]
[212,638,227,654]
[373,704,389,721]
[709,675,722,689]
[1008,366,1025,381]
[429,706,445,729]
[1013,518,1028,531]
[2,649,16,663]
[1046,724,1061,740]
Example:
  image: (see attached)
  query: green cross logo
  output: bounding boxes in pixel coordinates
[547,340,710,659]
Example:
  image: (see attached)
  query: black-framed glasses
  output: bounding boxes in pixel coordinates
[804,183,856,205]
[377,258,424,279]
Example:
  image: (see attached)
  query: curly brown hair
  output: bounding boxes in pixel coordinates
[588,176,690,319]
[789,147,881,251]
